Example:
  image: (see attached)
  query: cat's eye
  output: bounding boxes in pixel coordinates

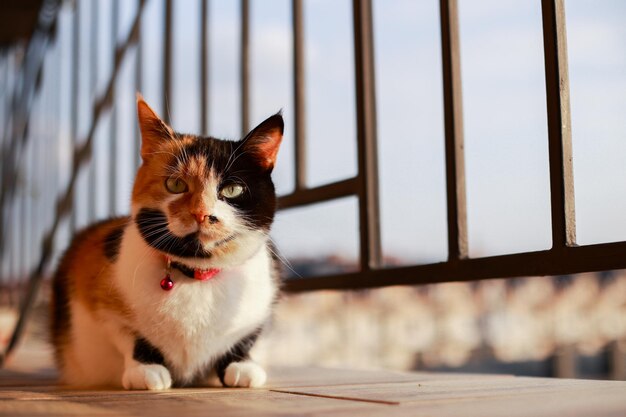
[165,177,188,194]
[220,184,245,199]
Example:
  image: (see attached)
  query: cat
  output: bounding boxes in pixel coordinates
[50,96,283,390]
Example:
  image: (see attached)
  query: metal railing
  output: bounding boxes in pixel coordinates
[1,0,625,362]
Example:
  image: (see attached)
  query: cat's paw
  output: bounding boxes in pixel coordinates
[223,361,267,388]
[122,364,172,390]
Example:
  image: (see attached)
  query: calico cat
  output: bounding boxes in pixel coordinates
[50,96,283,389]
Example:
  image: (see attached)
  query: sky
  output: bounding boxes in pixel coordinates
[4,0,626,277]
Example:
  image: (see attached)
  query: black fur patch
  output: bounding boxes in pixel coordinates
[134,208,213,258]
[103,224,125,261]
[214,328,262,385]
[133,337,166,365]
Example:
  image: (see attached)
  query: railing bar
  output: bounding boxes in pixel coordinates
[37,90,46,270]
[0,54,9,267]
[9,199,18,306]
[292,0,306,190]
[163,0,173,124]
[24,121,32,281]
[278,177,359,210]
[284,240,626,293]
[88,0,99,221]
[0,55,5,197]
[109,0,119,216]
[240,0,250,136]
[541,0,575,248]
[439,0,468,261]
[7,52,17,285]
[5,200,13,304]
[200,0,209,135]
[69,0,80,230]
[352,0,382,270]
[50,55,59,253]
[0,72,4,284]
[134,0,143,167]
[0,58,22,255]
[21,172,29,286]
[18,193,26,299]
[31,90,39,275]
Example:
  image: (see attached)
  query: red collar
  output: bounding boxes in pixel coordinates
[165,256,221,281]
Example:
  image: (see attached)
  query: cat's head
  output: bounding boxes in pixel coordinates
[132,96,283,268]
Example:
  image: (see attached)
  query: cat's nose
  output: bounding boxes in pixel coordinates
[192,212,218,224]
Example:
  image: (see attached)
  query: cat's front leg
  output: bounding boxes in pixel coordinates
[214,330,266,388]
[122,363,172,390]
[200,361,266,388]
[106,324,172,390]
[122,337,172,390]
[222,360,267,388]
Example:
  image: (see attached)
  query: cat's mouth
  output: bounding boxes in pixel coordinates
[197,232,237,248]
[195,231,237,248]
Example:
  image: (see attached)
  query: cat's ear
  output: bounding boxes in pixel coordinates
[241,112,284,172]
[136,94,175,160]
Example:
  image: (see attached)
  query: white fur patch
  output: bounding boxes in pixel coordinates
[122,364,172,390]
[223,361,267,388]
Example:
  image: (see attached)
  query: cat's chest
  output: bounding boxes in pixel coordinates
[114,230,276,375]
[148,266,272,336]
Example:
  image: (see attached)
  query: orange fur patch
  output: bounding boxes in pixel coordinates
[51,217,133,371]
[63,218,133,317]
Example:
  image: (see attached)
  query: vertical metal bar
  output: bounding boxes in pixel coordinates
[0,55,7,277]
[240,0,250,136]
[2,55,8,283]
[109,0,119,216]
[88,0,99,220]
[0,54,18,259]
[8,52,18,306]
[0,53,16,258]
[134,0,143,166]
[34,87,41,272]
[3,53,12,298]
[23,129,31,282]
[19,162,27,283]
[541,0,575,248]
[4,199,11,304]
[200,0,209,135]
[13,198,22,306]
[49,47,58,241]
[69,0,80,231]
[163,0,173,124]
[36,89,44,269]
[292,0,306,190]
[440,0,468,261]
[0,55,5,200]
[352,0,381,270]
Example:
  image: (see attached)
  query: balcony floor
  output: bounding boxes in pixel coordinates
[2,343,626,417]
